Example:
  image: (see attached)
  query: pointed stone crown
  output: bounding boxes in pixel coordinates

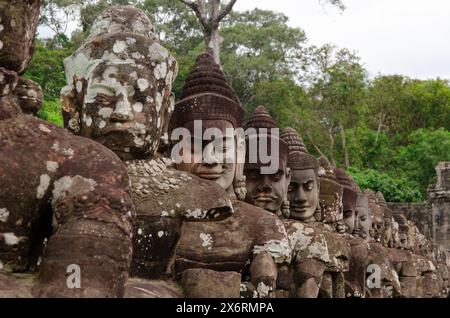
[172,52,244,129]
[334,168,358,208]
[280,127,319,173]
[244,106,288,163]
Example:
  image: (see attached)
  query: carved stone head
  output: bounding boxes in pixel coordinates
[171,52,245,199]
[317,156,343,225]
[354,193,371,239]
[61,6,177,161]
[0,0,42,74]
[393,213,410,249]
[280,127,320,222]
[243,107,290,214]
[366,189,385,243]
[335,168,358,233]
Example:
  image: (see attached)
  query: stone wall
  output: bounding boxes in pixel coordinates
[388,202,432,240]
[429,162,450,253]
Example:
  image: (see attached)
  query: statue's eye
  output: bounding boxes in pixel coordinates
[95,94,113,105]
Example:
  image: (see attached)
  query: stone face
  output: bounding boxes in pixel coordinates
[61,14,178,160]
[181,269,241,298]
[0,0,42,74]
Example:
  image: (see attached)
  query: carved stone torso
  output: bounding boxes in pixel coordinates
[126,157,233,279]
[175,201,291,277]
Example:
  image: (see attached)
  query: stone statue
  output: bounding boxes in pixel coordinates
[244,106,291,216]
[1,0,135,298]
[334,168,358,235]
[170,53,291,298]
[355,192,372,240]
[280,128,350,298]
[171,52,247,200]
[317,156,345,233]
[61,6,235,298]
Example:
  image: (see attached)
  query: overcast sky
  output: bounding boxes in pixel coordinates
[38,0,450,80]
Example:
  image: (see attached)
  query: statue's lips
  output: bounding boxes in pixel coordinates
[254,195,276,202]
[198,173,223,180]
[291,205,311,213]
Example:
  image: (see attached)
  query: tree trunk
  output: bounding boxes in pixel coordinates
[204,24,222,65]
[339,123,350,169]
[328,131,336,168]
[375,112,385,144]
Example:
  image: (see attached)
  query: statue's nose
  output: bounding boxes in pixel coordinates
[111,95,134,122]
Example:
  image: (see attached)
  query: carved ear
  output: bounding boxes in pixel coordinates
[233,128,247,200]
[61,77,85,134]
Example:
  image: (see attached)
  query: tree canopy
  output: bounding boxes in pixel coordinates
[29,0,450,202]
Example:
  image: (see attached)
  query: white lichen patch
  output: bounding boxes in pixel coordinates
[0,208,9,223]
[132,102,143,113]
[36,174,51,199]
[253,238,292,264]
[46,161,59,173]
[99,107,113,119]
[84,115,93,127]
[157,230,164,238]
[113,40,127,53]
[76,81,83,93]
[185,208,207,219]
[155,92,163,112]
[137,228,143,235]
[51,142,60,151]
[199,233,213,250]
[98,120,106,129]
[137,78,149,92]
[52,176,97,206]
[63,148,74,159]
[126,37,137,46]
[154,62,167,80]
[148,43,169,62]
[38,124,52,134]
[256,282,272,298]
[2,233,20,246]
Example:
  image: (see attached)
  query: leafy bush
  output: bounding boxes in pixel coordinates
[38,99,63,127]
[348,167,423,202]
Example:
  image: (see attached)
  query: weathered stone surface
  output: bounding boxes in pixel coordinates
[14,77,43,115]
[61,27,177,161]
[124,278,183,298]
[344,235,369,298]
[181,269,241,298]
[175,201,290,274]
[0,115,134,297]
[388,202,432,240]
[128,157,233,279]
[367,243,401,298]
[0,0,42,74]
[0,273,34,297]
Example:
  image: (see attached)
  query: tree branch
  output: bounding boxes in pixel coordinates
[180,0,209,29]
[216,0,237,22]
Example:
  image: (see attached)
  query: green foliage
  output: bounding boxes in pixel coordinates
[37,99,64,127]
[33,0,449,203]
[348,167,423,202]
[395,128,450,190]
[24,40,73,100]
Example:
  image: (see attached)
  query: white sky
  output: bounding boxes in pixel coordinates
[38,0,450,80]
